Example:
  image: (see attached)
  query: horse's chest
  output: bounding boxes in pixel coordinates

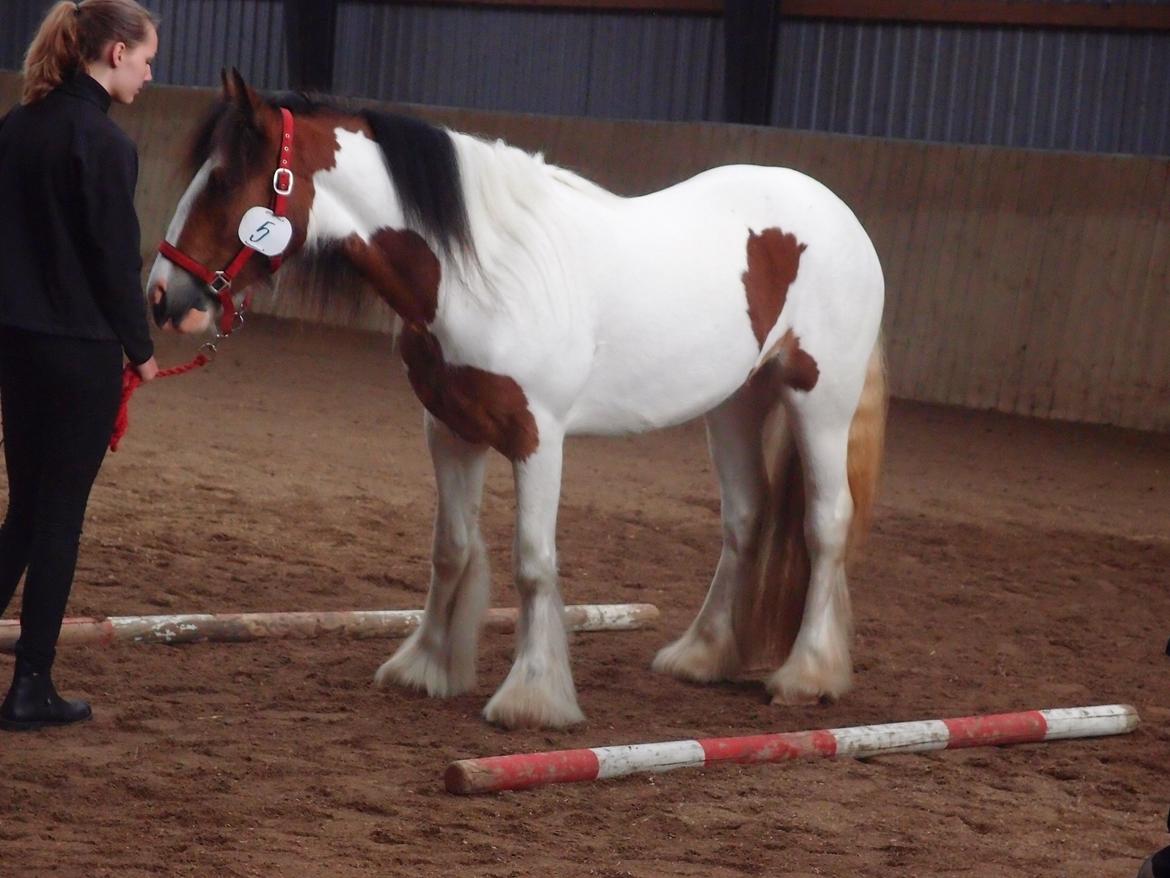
[399,324,540,460]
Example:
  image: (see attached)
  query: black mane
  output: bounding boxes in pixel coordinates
[185,91,472,257]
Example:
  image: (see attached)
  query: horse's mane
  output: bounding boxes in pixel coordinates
[184,91,472,258]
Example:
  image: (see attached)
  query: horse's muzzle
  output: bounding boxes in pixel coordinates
[150,285,169,329]
[150,279,212,333]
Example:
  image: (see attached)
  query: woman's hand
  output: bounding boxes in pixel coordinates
[133,356,159,382]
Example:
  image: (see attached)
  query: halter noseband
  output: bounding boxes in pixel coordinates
[158,107,296,337]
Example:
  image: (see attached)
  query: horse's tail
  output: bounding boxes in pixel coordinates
[844,335,888,558]
[734,335,887,669]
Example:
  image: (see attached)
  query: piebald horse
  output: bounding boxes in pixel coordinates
[149,71,887,730]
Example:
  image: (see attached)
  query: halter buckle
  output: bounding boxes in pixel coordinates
[208,272,232,294]
[273,168,295,196]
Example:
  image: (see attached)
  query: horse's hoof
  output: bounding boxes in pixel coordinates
[769,689,825,706]
[766,654,851,706]
[483,684,585,730]
[373,643,474,697]
[651,634,738,683]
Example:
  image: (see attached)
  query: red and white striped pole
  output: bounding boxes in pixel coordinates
[445,704,1139,794]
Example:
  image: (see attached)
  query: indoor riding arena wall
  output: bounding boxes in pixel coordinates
[1,72,1165,433]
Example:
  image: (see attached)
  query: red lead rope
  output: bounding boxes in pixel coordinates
[110,353,212,452]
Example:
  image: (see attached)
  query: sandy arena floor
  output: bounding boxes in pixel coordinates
[1,317,1168,877]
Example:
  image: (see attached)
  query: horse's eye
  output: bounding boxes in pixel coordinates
[206,170,230,195]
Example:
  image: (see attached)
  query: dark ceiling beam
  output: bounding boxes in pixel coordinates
[381,0,1170,31]
[283,0,339,92]
[782,0,1170,30]
[723,0,779,126]
[393,0,722,11]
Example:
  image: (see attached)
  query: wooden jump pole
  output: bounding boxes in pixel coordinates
[0,603,658,650]
[445,704,1140,794]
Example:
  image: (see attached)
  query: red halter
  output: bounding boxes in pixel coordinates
[158,107,296,337]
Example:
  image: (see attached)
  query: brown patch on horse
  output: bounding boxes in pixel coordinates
[265,108,367,257]
[773,330,819,391]
[742,228,807,348]
[752,330,820,393]
[398,324,540,461]
[342,230,440,324]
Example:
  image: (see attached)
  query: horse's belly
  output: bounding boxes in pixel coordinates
[565,364,750,435]
[564,261,760,435]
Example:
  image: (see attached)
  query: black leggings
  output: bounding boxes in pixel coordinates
[0,327,122,672]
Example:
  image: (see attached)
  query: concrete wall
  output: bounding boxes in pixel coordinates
[3,73,1167,431]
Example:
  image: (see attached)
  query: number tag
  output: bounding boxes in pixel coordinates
[237,206,293,257]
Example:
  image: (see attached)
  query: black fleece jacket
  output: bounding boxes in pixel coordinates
[0,72,153,364]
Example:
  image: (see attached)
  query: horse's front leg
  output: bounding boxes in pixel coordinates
[374,413,490,696]
[483,426,584,729]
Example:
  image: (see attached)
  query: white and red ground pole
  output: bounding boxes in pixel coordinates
[445,704,1139,794]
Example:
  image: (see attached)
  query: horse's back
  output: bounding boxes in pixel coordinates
[634,163,879,277]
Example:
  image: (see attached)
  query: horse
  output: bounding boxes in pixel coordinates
[148,70,887,730]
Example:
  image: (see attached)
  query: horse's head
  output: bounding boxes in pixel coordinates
[148,69,313,335]
[151,71,476,335]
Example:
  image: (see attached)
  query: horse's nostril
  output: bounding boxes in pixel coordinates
[151,289,169,328]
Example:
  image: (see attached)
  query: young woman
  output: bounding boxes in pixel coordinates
[0,0,160,730]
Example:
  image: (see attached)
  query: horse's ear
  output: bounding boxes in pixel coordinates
[220,67,242,103]
[221,67,264,126]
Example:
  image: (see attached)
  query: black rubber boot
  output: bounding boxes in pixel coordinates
[1138,807,1170,878]
[1139,847,1170,878]
[0,660,92,731]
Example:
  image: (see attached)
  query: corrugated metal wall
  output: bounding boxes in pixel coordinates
[332,4,724,121]
[149,0,287,90]
[774,18,1170,154]
[1,1,1168,155]
[0,0,289,90]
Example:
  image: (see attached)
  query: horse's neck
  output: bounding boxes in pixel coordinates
[307,127,405,244]
[451,131,616,229]
[446,132,617,309]
[307,125,618,328]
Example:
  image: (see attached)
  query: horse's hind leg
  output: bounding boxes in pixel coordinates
[374,412,489,696]
[653,379,773,682]
[483,424,584,729]
[767,392,854,704]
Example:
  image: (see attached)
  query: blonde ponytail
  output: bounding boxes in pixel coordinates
[21,0,159,105]
[22,2,82,104]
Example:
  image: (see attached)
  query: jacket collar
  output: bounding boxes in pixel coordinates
[58,71,113,113]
